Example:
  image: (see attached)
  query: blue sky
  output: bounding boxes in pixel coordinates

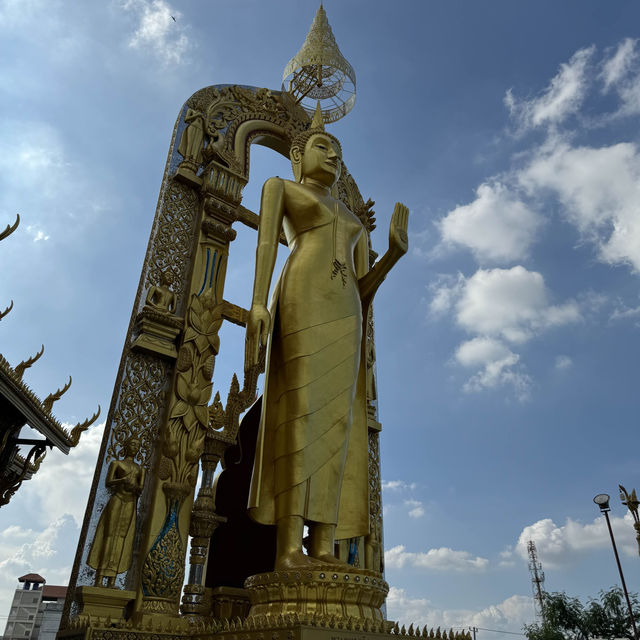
[2,0,640,637]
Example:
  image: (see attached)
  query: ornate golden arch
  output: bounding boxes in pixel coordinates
[62,84,382,627]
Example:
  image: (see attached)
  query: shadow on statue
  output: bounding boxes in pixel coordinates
[206,397,276,589]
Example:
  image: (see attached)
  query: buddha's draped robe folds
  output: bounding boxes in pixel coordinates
[248,193,370,540]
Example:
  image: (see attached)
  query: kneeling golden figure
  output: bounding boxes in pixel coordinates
[246,116,408,570]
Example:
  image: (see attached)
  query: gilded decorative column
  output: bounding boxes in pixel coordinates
[135,159,246,620]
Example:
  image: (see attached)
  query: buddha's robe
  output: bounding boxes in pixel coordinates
[248,189,370,540]
[88,461,140,577]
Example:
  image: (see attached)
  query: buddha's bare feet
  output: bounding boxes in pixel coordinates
[312,553,349,566]
[275,550,323,570]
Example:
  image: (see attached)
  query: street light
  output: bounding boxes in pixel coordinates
[593,493,639,640]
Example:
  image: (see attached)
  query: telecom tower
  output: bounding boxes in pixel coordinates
[528,540,546,619]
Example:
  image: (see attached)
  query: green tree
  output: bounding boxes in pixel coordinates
[524,588,640,640]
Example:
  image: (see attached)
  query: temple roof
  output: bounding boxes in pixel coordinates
[0,355,76,452]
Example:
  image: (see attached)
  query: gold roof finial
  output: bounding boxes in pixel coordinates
[283,5,356,124]
[311,101,325,129]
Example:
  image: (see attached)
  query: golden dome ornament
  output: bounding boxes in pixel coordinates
[283,4,356,124]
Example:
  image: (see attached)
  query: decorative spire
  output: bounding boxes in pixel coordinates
[311,101,325,130]
[0,300,13,321]
[42,376,72,413]
[14,345,44,380]
[0,213,19,242]
[283,5,356,124]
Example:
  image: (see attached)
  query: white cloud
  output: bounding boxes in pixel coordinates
[0,424,103,616]
[122,0,190,65]
[455,337,530,399]
[611,303,640,322]
[598,38,640,117]
[455,267,581,343]
[432,267,580,398]
[555,355,572,370]
[429,274,465,316]
[438,182,543,263]
[505,46,594,130]
[387,587,534,631]
[383,480,417,491]
[521,140,640,271]
[20,422,103,526]
[404,499,425,519]
[601,38,638,92]
[0,515,79,617]
[385,545,489,572]
[512,514,637,569]
[0,120,110,250]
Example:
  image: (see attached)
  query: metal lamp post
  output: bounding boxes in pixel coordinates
[593,493,639,640]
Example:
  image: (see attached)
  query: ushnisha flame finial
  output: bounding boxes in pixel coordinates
[283,5,356,124]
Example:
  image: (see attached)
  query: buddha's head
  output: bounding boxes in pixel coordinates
[160,270,174,287]
[290,129,342,187]
[123,437,141,458]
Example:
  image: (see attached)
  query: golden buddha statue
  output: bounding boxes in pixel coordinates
[146,270,177,314]
[245,108,409,570]
[88,437,145,587]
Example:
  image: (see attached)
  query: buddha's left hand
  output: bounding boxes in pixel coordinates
[389,203,409,257]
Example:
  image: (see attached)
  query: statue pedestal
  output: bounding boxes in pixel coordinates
[131,308,183,359]
[244,567,389,623]
[75,586,136,619]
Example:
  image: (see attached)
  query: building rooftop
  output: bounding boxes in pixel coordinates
[18,573,46,583]
[42,585,66,600]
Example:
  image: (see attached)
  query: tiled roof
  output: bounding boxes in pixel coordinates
[42,585,67,599]
[18,573,45,583]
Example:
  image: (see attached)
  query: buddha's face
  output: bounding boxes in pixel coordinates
[300,133,342,187]
[124,438,140,457]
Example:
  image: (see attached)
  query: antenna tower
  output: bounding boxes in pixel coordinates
[528,540,545,619]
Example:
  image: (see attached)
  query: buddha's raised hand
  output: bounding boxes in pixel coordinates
[389,202,409,257]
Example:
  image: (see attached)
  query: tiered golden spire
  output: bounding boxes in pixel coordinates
[283,5,356,123]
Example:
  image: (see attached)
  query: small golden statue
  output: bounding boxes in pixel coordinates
[88,437,145,588]
[177,108,205,171]
[245,106,409,570]
[145,271,177,314]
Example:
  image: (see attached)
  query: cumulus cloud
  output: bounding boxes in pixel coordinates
[122,0,190,65]
[521,140,640,271]
[387,587,534,631]
[0,515,79,617]
[505,46,594,131]
[20,422,103,526]
[0,424,102,615]
[455,267,581,343]
[510,514,637,569]
[455,337,530,398]
[431,267,580,397]
[438,182,543,263]
[386,545,489,572]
